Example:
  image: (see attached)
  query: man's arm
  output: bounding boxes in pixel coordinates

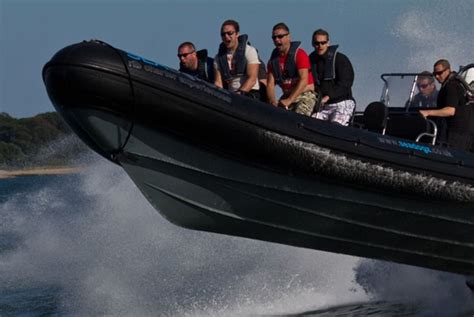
[266,69,278,106]
[420,106,455,118]
[239,63,259,92]
[278,68,308,108]
[214,64,224,89]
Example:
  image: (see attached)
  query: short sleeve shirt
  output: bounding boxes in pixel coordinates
[214,45,260,92]
[267,48,314,92]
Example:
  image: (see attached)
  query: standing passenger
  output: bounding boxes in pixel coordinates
[214,19,261,99]
[420,59,473,151]
[266,23,316,116]
[310,29,355,126]
[177,42,215,83]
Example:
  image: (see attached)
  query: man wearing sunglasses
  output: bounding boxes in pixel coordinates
[409,71,438,109]
[309,29,355,126]
[266,22,316,116]
[177,42,215,83]
[214,19,261,99]
[420,59,473,151]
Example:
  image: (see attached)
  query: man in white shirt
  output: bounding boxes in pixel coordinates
[214,19,261,99]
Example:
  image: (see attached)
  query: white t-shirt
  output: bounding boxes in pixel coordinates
[214,44,260,92]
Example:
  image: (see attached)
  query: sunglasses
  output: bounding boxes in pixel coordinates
[272,33,289,40]
[177,50,195,58]
[313,41,328,46]
[432,68,447,76]
[417,83,431,89]
[220,31,236,37]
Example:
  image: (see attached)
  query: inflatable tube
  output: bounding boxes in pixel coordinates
[43,40,474,275]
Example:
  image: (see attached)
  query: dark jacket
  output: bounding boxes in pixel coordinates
[179,49,215,83]
[309,46,354,104]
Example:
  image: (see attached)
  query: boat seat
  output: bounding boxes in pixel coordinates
[363,102,388,134]
[386,113,437,144]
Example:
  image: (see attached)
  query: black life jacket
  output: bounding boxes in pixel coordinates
[216,34,248,82]
[309,45,339,85]
[269,41,301,86]
[179,49,212,82]
[195,49,210,81]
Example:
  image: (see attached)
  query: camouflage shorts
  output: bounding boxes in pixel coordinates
[291,91,317,116]
[312,99,356,126]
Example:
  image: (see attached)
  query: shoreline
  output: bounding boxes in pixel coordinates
[0,166,84,179]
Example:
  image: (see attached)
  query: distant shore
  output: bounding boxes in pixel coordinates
[0,166,84,179]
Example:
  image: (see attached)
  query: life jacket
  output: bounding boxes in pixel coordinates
[269,41,301,86]
[195,49,211,81]
[216,34,249,82]
[309,45,339,85]
[179,49,212,82]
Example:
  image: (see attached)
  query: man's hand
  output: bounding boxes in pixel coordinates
[419,110,429,118]
[278,98,292,109]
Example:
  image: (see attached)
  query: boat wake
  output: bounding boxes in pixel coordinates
[0,149,472,315]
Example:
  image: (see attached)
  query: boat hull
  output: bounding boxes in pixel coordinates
[42,40,474,275]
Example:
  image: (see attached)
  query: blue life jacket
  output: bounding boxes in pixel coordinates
[216,34,249,82]
[269,41,301,86]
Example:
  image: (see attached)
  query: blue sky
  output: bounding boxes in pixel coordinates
[1,0,472,118]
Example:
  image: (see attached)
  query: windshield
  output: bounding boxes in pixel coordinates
[380,73,440,111]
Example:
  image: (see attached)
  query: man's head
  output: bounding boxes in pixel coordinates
[177,42,198,70]
[220,19,240,51]
[433,59,451,84]
[312,29,330,56]
[417,71,436,97]
[271,22,291,55]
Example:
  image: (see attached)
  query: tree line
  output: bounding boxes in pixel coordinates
[0,112,86,168]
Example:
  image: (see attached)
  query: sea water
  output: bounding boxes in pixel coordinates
[0,157,473,316]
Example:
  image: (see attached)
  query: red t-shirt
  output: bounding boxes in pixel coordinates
[268,48,314,92]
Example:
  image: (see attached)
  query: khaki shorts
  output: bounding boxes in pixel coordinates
[291,91,317,116]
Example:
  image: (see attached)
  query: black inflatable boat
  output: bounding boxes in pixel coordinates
[43,40,474,276]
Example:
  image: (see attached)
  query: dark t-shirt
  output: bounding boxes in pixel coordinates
[437,76,472,133]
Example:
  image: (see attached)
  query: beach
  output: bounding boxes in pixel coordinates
[0,166,84,179]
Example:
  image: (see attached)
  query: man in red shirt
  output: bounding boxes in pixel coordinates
[266,23,317,116]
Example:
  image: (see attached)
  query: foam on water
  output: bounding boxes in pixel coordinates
[0,153,370,315]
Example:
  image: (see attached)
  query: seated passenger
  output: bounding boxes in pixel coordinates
[266,23,316,116]
[309,29,356,126]
[409,71,438,108]
[177,42,215,83]
[214,19,261,99]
